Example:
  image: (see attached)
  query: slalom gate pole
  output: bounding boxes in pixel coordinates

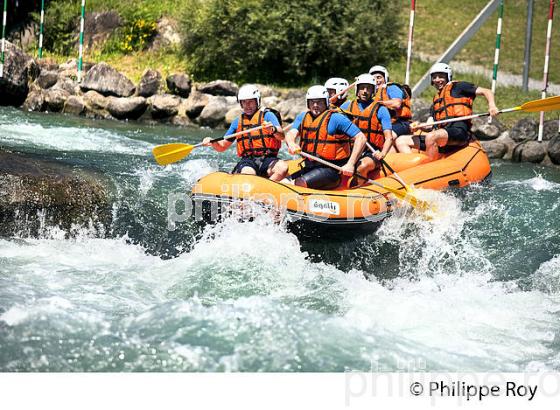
[77,0,86,82]
[38,0,45,59]
[538,0,555,142]
[491,0,504,95]
[0,0,7,78]
[405,0,416,85]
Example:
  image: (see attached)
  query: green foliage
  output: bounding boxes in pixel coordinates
[102,6,158,54]
[179,0,403,85]
[31,0,78,55]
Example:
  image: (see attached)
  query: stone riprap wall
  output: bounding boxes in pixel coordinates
[1,41,559,167]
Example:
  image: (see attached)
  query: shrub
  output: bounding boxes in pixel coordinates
[31,0,78,55]
[102,6,158,54]
[179,0,403,85]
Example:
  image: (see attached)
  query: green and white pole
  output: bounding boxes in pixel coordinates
[38,0,45,59]
[77,0,86,82]
[0,0,7,78]
[538,0,555,142]
[490,0,504,95]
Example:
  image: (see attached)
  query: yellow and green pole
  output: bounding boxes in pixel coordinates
[77,0,86,82]
[0,0,7,78]
[38,0,45,59]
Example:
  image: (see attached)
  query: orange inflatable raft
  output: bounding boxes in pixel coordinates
[192,141,491,236]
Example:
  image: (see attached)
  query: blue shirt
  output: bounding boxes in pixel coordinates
[224,110,281,137]
[339,101,393,131]
[385,84,404,100]
[291,111,362,137]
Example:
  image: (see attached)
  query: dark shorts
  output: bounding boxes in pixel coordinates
[417,122,472,152]
[289,158,345,190]
[392,119,411,137]
[443,122,471,146]
[232,156,279,177]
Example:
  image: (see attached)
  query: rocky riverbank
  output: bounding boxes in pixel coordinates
[1,40,558,168]
[0,149,113,238]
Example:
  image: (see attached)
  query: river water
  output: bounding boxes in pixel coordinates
[1,107,559,372]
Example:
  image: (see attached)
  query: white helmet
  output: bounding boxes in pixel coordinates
[369,65,389,83]
[355,73,375,93]
[324,77,349,99]
[306,85,329,107]
[237,84,261,108]
[429,62,452,82]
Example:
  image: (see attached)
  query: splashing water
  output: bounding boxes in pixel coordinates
[1,108,560,372]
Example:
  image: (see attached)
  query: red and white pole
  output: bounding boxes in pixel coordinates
[538,0,555,142]
[404,0,416,85]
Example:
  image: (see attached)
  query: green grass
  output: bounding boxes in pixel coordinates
[88,0,178,19]
[405,0,560,84]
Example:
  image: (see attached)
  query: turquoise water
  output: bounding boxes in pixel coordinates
[1,106,559,371]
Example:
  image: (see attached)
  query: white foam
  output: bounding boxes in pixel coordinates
[0,121,152,155]
[532,255,560,294]
[501,174,560,192]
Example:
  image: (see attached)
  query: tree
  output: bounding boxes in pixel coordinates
[180,0,403,85]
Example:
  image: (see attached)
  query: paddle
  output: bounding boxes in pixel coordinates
[329,81,356,104]
[415,95,560,129]
[296,151,431,211]
[364,142,411,191]
[152,122,275,166]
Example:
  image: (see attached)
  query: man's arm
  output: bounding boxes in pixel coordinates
[285,128,300,154]
[263,111,285,141]
[475,86,499,117]
[341,132,366,176]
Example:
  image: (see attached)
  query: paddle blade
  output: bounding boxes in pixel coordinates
[383,184,433,212]
[152,143,194,166]
[520,95,560,113]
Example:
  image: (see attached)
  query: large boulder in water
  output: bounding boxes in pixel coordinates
[148,94,181,119]
[183,91,210,119]
[547,134,560,165]
[512,140,547,163]
[166,73,192,98]
[481,139,507,159]
[137,69,162,97]
[542,120,560,141]
[471,117,505,140]
[0,150,113,237]
[80,62,135,97]
[0,41,39,106]
[44,89,70,112]
[510,117,538,142]
[276,97,306,123]
[197,96,228,127]
[107,96,147,120]
[197,80,238,96]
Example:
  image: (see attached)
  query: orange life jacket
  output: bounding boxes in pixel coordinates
[348,100,385,150]
[235,109,281,157]
[298,110,352,161]
[329,98,347,110]
[373,82,412,121]
[432,81,474,128]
